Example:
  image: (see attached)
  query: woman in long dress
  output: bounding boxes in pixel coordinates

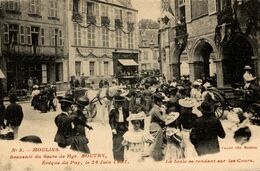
[178,98,198,158]
[70,96,93,153]
[164,112,185,160]
[149,93,166,161]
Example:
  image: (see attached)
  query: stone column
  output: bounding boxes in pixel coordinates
[214,59,224,88]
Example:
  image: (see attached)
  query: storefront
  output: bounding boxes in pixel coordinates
[113,52,139,84]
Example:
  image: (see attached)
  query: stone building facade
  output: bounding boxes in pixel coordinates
[160,0,260,88]
[67,0,138,84]
[139,28,160,72]
[0,0,67,92]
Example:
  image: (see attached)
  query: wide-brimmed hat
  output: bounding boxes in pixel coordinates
[127,111,146,121]
[76,96,90,107]
[244,65,252,70]
[57,96,73,104]
[33,85,39,89]
[178,98,196,108]
[165,112,180,125]
[203,82,213,89]
[198,101,214,114]
[193,80,202,86]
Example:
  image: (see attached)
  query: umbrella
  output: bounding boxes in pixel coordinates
[0,69,5,78]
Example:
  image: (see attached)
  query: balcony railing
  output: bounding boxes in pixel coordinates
[5,45,63,57]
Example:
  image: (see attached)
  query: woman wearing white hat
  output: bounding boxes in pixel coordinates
[243,65,256,84]
[122,112,154,162]
[164,112,184,160]
[178,97,198,158]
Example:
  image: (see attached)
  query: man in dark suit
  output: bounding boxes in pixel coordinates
[109,95,129,161]
[5,94,24,139]
[54,97,73,148]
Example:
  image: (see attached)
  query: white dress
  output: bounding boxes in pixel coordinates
[122,130,154,162]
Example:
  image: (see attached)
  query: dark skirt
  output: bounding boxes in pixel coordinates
[112,123,128,161]
[70,135,90,153]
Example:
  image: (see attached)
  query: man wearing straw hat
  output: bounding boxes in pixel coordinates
[243,65,256,84]
[109,95,129,161]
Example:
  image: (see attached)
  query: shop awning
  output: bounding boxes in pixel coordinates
[0,69,6,78]
[118,59,138,66]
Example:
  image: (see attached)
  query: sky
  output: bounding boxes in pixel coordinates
[131,0,161,21]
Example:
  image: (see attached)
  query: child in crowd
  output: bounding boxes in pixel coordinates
[122,112,154,162]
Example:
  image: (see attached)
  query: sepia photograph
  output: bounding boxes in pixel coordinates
[0,0,260,170]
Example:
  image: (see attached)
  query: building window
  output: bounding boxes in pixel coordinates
[144,51,148,60]
[101,4,109,16]
[127,12,133,23]
[30,0,40,14]
[50,28,58,46]
[9,24,19,45]
[73,24,81,46]
[20,25,25,44]
[116,30,122,48]
[55,63,63,82]
[128,32,133,49]
[49,0,58,18]
[6,0,20,11]
[87,2,95,16]
[73,0,79,13]
[88,25,95,47]
[104,61,109,76]
[41,28,44,45]
[31,26,39,47]
[75,61,81,77]
[89,62,95,76]
[102,27,109,47]
[114,8,122,20]
[191,0,208,19]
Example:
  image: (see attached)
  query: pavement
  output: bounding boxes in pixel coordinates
[0,96,260,171]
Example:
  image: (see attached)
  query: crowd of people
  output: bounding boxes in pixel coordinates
[0,65,258,163]
[53,67,257,162]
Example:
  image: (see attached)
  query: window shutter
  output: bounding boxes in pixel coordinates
[185,0,192,22]
[20,25,25,44]
[59,29,63,46]
[41,28,44,45]
[208,0,217,15]
[26,26,32,45]
[4,23,9,44]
